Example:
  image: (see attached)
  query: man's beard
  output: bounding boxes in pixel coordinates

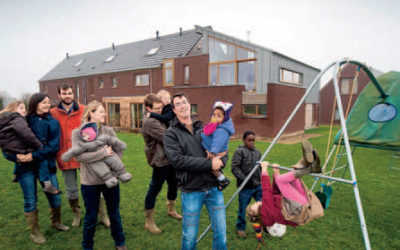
[62,99,73,105]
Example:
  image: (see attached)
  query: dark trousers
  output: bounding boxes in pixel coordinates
[236,185,262,231]
[144,165,178,209]
[81,184,125,250]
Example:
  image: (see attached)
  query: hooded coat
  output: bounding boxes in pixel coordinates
[201,118,235,155]
[0,112,41,155]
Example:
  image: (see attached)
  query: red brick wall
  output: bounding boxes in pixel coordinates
[174,54,209,87]
[320,64,372,124]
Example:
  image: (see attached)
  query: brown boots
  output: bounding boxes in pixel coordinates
[98,198,110,227]
[167,200,182,220]
[50,207,70,231]
[24,210,46,244]
[68,198,81,227]
[292,140,321,178]
[144,209,162,234]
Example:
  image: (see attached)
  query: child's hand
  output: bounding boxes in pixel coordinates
[206,150,215,159]
[271,163,280,175]
[260,161,269,172]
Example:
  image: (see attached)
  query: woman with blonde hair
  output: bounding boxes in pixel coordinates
[72,100,127,250]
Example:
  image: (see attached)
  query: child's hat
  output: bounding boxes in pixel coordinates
[81,126,97,141]
[213,101,234,122]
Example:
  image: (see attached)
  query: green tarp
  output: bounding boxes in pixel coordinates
[334,71,400,151]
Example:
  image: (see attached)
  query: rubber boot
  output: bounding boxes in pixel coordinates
[310,149,321,173]
[301,140,314,164]
[49,207,70,231]
[24,210,46,244]
[166,200,182,220]
[68,198,81,227]
[144,209,162,234]
[98,198,110,227]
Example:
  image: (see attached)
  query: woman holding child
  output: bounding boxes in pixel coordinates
[0,94,70,245]
[71,100,127,250]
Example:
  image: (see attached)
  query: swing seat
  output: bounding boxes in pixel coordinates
[315,183,333,209]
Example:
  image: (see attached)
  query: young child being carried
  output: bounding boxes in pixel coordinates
[0,101,61,194]
[201,101,235,191]
[148,89,175,127]
[61,122,132,188]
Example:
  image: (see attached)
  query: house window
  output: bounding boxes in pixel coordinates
[280,68,303,85]
[191,104,198,115]
[108,103,120,127]
[163,60,174,86]
[98,78,104,88]
[341,78,357,95]
[42,83,48,93]
[105,54,117,62]
[147,47,160,55]
[184,65,190,84]
[130,103,144,129]
[208,37,256,91]
[89,79,94,96]
[334,108,340,120]
[74,59,85,67]
[136,74,149,86]
[111,77,117,88]
[75,81,79,100]
[243,104,267,117]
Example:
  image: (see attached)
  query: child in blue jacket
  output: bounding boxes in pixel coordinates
[201,101,235,191]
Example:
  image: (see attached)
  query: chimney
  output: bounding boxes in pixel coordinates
[156,30,159,39]
[66,53,69,59]
[180,27,182,36]
[247,31,251,42]
[112,43,115,50]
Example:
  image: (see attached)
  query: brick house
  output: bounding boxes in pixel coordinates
[39,25,320,137]
[319,64,383,125]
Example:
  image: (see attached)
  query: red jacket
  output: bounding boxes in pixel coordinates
[50,101,85,170]
[260,173,298,227]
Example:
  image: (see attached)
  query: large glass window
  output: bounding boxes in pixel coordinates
[108,103,120,127]
[208,37,256,90]
[341,78,357,95]
[130,103,144,128]
[238,61,256,91]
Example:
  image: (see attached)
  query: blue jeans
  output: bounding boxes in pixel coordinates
[236,185,262,231]
[145,165,178,209]
[81,184,125,250]
[18,170,62,212]
[181,187,227,250]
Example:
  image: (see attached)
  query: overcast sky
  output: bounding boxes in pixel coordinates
[0,0,399,98]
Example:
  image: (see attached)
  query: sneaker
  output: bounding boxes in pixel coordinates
[237,230,247,238]
[43,184,61,195]
[218,177,231,191]
[301,140,314,164]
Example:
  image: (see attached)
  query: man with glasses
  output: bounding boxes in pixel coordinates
[142,94,182,235]
[163,93,227,250]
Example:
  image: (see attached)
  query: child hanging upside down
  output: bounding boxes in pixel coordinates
[246,140,323,241]
[201,101,235,191]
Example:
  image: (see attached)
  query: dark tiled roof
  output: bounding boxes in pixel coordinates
[40,29,202,81]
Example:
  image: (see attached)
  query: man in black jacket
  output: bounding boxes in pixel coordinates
[142,94,181,235]
[163,93,227,250]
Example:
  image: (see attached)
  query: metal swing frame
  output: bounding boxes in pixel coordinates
[196,59,388,250]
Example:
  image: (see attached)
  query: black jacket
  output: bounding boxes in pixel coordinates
[231,145,261,188]
[150,104,175,127]
[163,117,227,192]
[0,112,41,155]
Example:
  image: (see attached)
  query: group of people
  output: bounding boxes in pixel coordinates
[0,84,324,250]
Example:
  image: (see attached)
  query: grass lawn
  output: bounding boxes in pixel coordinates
[0,126,399,249]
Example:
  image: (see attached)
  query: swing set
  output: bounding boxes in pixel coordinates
[197,59,400,250]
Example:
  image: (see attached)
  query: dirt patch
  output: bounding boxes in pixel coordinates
[259,131,322,144]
